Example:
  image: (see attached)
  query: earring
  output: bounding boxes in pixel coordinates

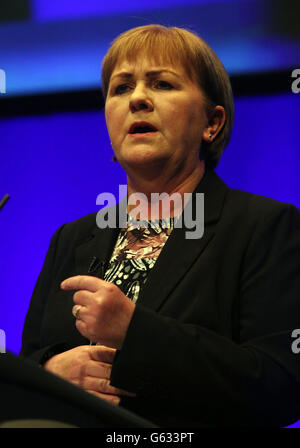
[109,140,117,162]
[209,132,213,139]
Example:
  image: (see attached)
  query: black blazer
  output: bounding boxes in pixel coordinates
[20,170,300,427]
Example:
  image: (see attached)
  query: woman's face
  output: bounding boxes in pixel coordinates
[105,56,209,175]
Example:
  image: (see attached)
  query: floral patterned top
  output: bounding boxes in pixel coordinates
[103,216,174,303]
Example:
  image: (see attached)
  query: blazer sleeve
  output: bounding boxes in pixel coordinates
[19,224,71,364]
[110,203,300,427]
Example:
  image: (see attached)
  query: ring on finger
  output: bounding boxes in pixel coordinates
[72,305,82,319]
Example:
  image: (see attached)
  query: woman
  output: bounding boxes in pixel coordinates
[20,25,300,427]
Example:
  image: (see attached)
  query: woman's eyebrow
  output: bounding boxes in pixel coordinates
[110,69,181,81]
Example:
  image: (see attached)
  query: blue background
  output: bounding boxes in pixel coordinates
[0,0,299,428]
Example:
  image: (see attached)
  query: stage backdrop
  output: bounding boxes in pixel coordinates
[0,0,300,428]
[1,0,300,96]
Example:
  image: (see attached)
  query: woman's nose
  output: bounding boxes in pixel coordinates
[129,85,153,113]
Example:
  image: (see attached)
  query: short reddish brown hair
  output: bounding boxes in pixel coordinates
[101,24,234,170]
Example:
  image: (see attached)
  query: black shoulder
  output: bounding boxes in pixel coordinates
[52,211,99,251]
[64,211,98,235]
[225,188,300,220]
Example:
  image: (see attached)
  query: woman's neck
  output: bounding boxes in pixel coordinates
[126,160,205,220]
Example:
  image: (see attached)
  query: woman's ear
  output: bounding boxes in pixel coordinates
[202,106,226,142]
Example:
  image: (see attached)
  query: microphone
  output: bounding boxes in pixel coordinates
[88,257,106,278]
[0,194,10,211]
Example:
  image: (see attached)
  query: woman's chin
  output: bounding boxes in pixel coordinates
[118,148,169,168]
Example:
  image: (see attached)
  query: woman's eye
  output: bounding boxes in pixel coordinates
[155,80,173,90]
[115,84,130,95]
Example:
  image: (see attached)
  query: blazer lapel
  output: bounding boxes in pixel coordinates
[138,170,229,311]
[74,227,118,278]
[74,194,128,277]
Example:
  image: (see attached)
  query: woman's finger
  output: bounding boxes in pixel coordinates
[72,304,86,320]
[61,275,104,293]
[86,390,121,405]
[89,345,117,364]
[74,376,135,397]
[73,289,94,306]
[78,376,119,395]
[85,360,112,380]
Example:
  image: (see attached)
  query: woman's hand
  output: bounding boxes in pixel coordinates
[61,275,135,349]
[44,345,135,405]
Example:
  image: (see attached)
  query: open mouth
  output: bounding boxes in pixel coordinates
[129,122,158,135]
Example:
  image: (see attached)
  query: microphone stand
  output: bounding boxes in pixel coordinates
[0,194,10,211]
